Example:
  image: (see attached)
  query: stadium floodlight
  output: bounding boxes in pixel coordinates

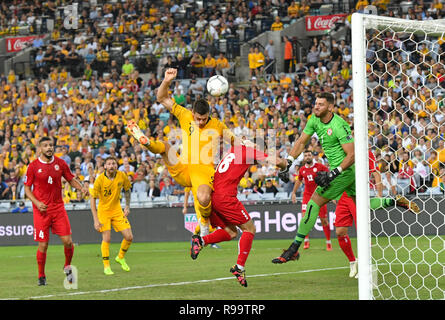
[352,12,445,300]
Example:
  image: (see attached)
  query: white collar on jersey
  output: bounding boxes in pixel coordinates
[38,156,55,164]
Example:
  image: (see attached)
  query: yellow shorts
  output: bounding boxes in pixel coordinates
[167,161,192,187]
[167,163,214,191]
[98,211,131,232]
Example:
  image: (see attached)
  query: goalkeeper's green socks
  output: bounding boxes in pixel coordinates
[370,197,395,210]
[293,199,321,246]
[291,198,394,246]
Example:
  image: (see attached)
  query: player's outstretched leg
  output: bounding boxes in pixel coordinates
[230,265,247,287]
[190,234,203,260]
[272,242,300,264]
[127,120,151,148]
[370,196,420,214]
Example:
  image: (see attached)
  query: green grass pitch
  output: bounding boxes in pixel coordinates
[0,238,359,300]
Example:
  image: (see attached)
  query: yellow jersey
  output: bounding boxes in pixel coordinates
[93,171,131,216]
[171,102,231,167]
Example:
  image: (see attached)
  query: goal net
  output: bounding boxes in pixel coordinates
[352,13,445,300]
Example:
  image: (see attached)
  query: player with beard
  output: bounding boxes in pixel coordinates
[273,92,419,264]
[24,136,88,286]
[90,156,133,275]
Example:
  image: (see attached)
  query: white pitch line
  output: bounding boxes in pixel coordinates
[9,266,349,300]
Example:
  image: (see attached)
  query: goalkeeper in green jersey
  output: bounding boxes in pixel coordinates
[272,92,420,264]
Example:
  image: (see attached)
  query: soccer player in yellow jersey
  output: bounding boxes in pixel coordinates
[90,156,133,275]
[128,68,238,236]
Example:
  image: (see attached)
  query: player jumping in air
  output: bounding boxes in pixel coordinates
[90,156,134,275]
[190,141,288,287]
[24,136,88,286]
[127,68,238,237]
[273,92,420,264]
[291,149,331,250]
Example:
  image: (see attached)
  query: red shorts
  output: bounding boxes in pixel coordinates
[302,194,327,219]
[210,194,250,229]
[33,203,72,242]
[334,192,357,228]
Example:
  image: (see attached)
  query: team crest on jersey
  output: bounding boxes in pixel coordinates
[54,165,60,171]
[327,128,333,136]
[38,169,42,173]
[314,168,317,172]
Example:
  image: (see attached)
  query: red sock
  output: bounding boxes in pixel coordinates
[236,231,254,268]
[337,235,355,262]
[202,228,232,245]
[64,244,74,267]
[36,250,47,278]
[323,225,331,241]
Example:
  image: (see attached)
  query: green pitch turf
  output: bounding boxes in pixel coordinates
[0,239,359,300]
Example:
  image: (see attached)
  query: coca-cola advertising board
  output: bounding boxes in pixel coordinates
[5,35,44,53]
[305,14,347,32]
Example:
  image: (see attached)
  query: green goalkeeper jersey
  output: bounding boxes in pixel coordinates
[303,113,354,169]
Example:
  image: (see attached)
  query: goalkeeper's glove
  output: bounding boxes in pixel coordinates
[314,167,342,188]
[278,156,294,183]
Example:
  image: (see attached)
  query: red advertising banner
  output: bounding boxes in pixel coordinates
[305,14,347,31]
[5,35,44,53]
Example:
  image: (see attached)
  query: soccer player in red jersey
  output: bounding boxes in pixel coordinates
[334,150,383,278]
[24,137,89,286]
[291,150,331,250]
[189,141,288,287]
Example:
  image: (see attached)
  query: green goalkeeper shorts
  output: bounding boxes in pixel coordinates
[315,165,356,200]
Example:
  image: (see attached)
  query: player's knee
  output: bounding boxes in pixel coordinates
[336,227,348,237]
[240,220,256,235]
[226,228,238,239]
[196,191,211,208]
[124,234,133,242]
[38,242,49,253]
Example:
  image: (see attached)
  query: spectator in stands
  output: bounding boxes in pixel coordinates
[271,16,283,31]
[203,53,216,78]
[216,52,230,78]
[11,201,28,213]
[147,179,161,199]
[283,36,293,73]
[160,178,174,197]
[0,175,10,200]
[264,178,278,196]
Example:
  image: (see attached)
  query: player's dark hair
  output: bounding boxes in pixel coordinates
[39,136,53,145]
[192,99,210,115]
[317,92,335,105]
[105,156,118,165]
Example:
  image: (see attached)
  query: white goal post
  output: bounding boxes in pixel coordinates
[352,13,445,300]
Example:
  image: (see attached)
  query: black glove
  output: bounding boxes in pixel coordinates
[278,159,293,183]
[314,168,342,188]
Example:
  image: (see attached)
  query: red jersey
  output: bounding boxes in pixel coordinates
[368,150,377,174]
[298,162,329,197]
[213,145,268,196]
[24,156,75,208]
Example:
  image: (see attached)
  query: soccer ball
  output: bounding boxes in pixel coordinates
[206,75,229,97]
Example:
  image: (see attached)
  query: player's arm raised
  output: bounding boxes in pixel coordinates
[156,68,177,112]
[278,131,312,183]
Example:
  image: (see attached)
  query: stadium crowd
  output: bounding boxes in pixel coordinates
[1,0,445,206]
